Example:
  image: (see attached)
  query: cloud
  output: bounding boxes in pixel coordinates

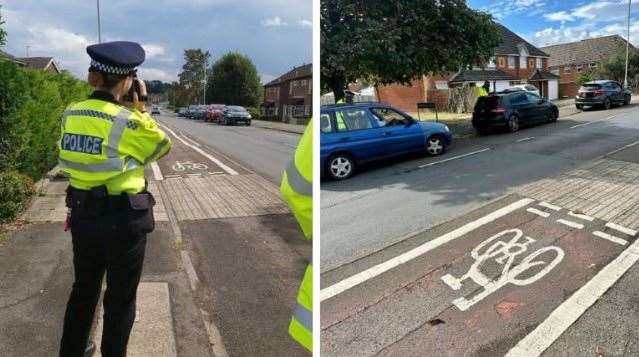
[298,19,312,28]
[138,67,176,82]
[483,0,546,19]
[544,11,574,23]
[531,19,639,47]
[261,16,287,27]
[142,44,166,59]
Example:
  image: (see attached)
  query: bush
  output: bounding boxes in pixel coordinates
[247,106,261,120]
[0,171,34,222]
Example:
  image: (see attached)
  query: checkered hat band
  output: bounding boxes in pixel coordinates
[90,60,135,75]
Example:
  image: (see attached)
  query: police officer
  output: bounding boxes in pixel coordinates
[58,41,172,357]
[281,121,313,352]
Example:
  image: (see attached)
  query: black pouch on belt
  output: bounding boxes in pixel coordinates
[125,191,156,235]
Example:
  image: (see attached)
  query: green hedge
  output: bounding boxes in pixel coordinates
[246,106,261,120]
[0,170,33,222]
[0,61,91,221]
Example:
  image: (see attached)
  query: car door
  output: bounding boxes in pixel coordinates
[330,107,385,162]
[525,92,544,122]
[611,82,623,103]
[510,93,534,123]
[369,107,424,155]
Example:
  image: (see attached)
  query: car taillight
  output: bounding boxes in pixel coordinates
[594,89,604,96]
[491,107,506,114]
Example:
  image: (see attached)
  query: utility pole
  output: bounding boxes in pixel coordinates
[203,58,207,105]
[97,0,102,43]
[25,45,30,57]
[624,0,631,88]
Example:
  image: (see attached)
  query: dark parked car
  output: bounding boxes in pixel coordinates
[177,107,187,117]
[472,91,558,134]
[320,102,453,180]
[205,104,226,123]
[575,80,631,110]
[151,106,161,115]
[220,106,252,126]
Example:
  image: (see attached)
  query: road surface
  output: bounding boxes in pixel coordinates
[321,100,639,356]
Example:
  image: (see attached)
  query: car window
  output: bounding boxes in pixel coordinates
[526,93,540,102]
[510,93,528,104]
[370,107,409,127]
[320,113,333,133]
[334,108,372,131]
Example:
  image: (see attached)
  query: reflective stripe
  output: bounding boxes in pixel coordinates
[286,159,312,197]
[59,157,123,172]
[64,109,117,122]
[124,156,143,170]
[106,109,132,158]
[293,302,312,332]
[144,137,170,164]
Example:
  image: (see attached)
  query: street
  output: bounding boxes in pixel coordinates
[320,100,639,356]
[0,113,310,357]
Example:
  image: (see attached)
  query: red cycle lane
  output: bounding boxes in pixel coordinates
[321,196,637,357]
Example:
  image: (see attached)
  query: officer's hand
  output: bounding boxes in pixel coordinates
[132,79,148,112]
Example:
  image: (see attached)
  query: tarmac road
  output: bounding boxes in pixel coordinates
[321,100,639,272]
[320,99,639,356]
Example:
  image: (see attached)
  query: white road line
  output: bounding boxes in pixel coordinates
[570,121,599,129]
[200,308,230,357]
[567,211,594,222]
[161,124,239,175]
[181,251,200,291]
[527,207,550,218]
[593,231,628,246]
[418,148,491,169]
[538,202,561,211]
[517,137,535,142]
[209,171,225,175]
[180,132,202,147]
[319,198,535,302]
[556,219,584,229]
[151,162,164,181]
[603,140,639,157]
[505,238,639,357]
[605,222,638,237]
[606,114,617,120]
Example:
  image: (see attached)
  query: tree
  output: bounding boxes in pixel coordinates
[0,5,7,47]
[600,51,639,84]
[206,52,262,107]
[321,0,501,102]
[178,49,210,105]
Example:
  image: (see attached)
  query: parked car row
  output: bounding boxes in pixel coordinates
[176,104,252,126]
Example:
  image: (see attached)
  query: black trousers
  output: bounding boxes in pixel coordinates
[59,190,154,357]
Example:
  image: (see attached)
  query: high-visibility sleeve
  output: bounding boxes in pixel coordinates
[281,122,313,239]
[119,110,172,165]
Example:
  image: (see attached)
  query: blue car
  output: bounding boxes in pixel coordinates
[320,102,453,180]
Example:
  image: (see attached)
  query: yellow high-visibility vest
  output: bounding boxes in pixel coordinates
[58,99,172,194]
[281,121,312,351]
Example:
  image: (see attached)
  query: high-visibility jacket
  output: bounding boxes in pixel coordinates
[476,86,489,97]
[281,121,312,352]
[58,97,172,194]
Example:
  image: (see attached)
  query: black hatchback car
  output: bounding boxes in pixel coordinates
[472,91,558,134]
[575,80,631,110]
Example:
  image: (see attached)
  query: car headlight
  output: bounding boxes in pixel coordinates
[444,125,451,132]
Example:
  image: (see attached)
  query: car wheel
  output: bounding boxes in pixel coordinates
[576,104,582,110]
[507,114,520,133]
[604,98,611,110]
[426,135,446,156]
[327,154,354,180]
[624,95,631,105]
[547,109,558,123]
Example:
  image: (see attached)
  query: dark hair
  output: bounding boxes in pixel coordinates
[89,69,129,90]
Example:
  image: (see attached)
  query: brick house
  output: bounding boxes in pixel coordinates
[541,35,637,98]
[376,23,559,113]
[18,57,61,74]
[0,49,25,66]
[261,63,312,124]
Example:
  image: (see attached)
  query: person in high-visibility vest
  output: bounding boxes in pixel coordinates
[58,41,172,357]
[281,121,313,352]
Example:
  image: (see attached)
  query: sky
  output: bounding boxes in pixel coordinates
[0,0,312,83]
[468,0,639,48]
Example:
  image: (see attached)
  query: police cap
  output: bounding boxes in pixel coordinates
[87,41,145,75]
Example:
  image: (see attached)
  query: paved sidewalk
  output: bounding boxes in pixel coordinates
[252,119,305,134]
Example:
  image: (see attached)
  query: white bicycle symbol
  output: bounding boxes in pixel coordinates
[441,228,564,311]
[171,160,209,171]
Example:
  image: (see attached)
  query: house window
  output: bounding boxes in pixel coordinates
[550,68,560,75]
[520,56,527,69]
[487,57,496,68]
[564,65,571,74]
[576,64,583,73]
[536,58,543,69]
[508,56,516,69]
[509,80,522,86]
[498,57,506,68]
[435,81,449,90]
[589,62,597,68]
